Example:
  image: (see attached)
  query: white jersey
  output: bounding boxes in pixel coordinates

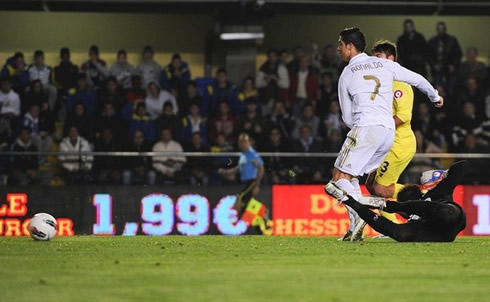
[0,89,21,116]
[338,53,440,130]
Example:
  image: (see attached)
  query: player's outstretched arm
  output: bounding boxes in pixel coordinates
[423,160,469,201]
[392,62,442,107]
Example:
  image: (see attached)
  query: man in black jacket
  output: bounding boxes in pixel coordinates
[122,129,155,185]
[10,127,38,185]
[427,22,462,91]
[396,19,428,77]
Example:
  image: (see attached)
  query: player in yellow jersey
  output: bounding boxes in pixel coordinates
[365,40,416,224]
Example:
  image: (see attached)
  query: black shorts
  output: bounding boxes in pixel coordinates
[237,180,257,212]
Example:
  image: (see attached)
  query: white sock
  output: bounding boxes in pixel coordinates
[349,178,363,232]
[335,178,359,232]
[350,178,362,201]
[335,178,354,196]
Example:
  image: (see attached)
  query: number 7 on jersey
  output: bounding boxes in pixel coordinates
[363,75,381,101]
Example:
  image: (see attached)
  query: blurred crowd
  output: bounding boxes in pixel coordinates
[0,19,489,186]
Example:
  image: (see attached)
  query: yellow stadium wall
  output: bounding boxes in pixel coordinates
[0,11,488,78]
[0,11,213,77]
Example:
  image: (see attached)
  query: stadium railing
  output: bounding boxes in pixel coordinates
[3,151,490,158]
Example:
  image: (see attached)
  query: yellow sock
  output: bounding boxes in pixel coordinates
[393,183,405,200]
[380,211,399,223]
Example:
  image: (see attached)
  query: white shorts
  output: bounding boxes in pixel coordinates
[334,125,395,176]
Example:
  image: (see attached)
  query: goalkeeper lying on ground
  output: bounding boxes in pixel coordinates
[324,161,468,242]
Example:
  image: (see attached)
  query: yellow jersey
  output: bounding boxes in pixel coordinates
[392,81,414,143]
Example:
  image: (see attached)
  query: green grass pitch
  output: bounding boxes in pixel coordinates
[1,236,489,302]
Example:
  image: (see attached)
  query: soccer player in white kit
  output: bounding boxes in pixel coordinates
[329,27,444,241]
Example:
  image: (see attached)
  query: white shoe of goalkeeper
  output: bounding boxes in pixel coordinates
[358,196,386,210]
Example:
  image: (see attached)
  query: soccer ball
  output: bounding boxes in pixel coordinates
[29,213,58,241]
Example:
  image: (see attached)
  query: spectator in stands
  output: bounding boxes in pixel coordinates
[125,75,146,105]
[155,102,181,140]
[325,127,343,152]
[456,76,486,118]
[110,49,136,89]
[458,47,487,84]
[406,129,442,183]
[145,81,178,120]
[256,49,289,110]
[262,127,291,184]
[319,100,346,140]
[96,102,128,146]
[451,101,482,150]
[181,102,208,144]
[287,46,305,73]
[160,53,191,97]
[288,56,319,117]
[0,135,10,185]
[203,68,238,117]
[129,102,156,143]
[0,77,21,141]
[178,80,202,117]
[22,83,55,141]
[122,129,156,185]
[81,45,108,89]
[209,100,236,145]
[427,22,462,91]
[279,49,289,66]
[22,104,53,156]
[0,76,21,117]
[316,72,337,118]
[292,103,320,139]
[184,132,210,186]
[28,50,58,112]
[10,127,38,185]
[53,47,79,96]
[66,73,97,116]
[412,102,434,137]
[292,124,324,183]
[475,119,490,145]
[93,128,121,184]
[324,127,343,179]
[312,44,341,81]
[59,126,93,184]
[458,133,490,183]
[22,79,47,113]
[209,132,235,184]
[267,101,295,143]
[137,45,162,88]
[152,128,186,183]
[237,98,266,148]
[237,76,260,116]
[97,76,125,112]
[63,102,94,143]
[1,52,29,94]
[459,133,488,153]
[397,19,428,77]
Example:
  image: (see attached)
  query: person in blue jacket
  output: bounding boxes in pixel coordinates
[128,102,156,143]
[203,67,238,117]
[160,53,191,98]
